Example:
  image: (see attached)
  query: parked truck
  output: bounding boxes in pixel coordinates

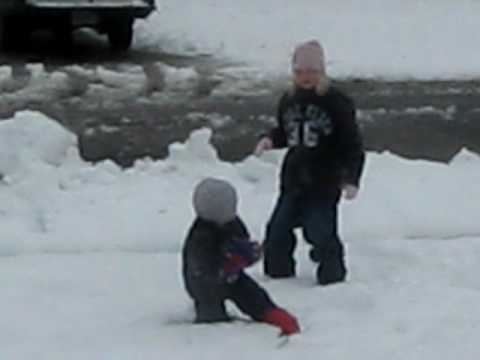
[0,0,155,51]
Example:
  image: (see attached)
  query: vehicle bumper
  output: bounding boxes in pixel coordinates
[2,0,155,18]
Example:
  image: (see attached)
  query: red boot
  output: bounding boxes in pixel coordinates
[263,307,300,336]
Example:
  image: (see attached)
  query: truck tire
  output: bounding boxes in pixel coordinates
[54,26,74,51]
[0,16,30,51]
[107,18,133,52]
[0,16,15,50]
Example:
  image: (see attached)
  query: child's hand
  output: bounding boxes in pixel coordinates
[254,137,273,156]
[225,238,262,265]
[250,241,263,263]
[342,184,359,200]
[222,239,262,282]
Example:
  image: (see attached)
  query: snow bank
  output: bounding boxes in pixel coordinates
[0,112,479,256]
[0,111,78,177]
[0,66,13,91]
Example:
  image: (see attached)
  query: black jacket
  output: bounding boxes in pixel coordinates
[268,86,365,196]
[182,216,249,302]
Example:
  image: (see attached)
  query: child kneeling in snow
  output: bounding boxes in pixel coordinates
[182,177,300,336]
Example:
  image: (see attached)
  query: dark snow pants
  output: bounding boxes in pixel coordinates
[192,272,276,323]
[263,191,346,284]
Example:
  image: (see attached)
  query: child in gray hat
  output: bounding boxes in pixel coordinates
[182,177,300,336]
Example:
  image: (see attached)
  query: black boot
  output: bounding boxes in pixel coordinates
[194,301,230,323]
[309,247,322,263]
[263,256,296,278]
[316,257,347,285]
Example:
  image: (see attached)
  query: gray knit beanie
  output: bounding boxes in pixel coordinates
[193,178,238,224]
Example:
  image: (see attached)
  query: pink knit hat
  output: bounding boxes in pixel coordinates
[292,40,326,73]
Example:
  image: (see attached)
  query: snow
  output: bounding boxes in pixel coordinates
[0,65,13,91]
[96,66,146,91]
[0,62,209,115]
[137,0,480,80]
[161,64,200,90]
[358,106,458,123]
[0,111,77,178]
[1,2,478,357]
[208,66,278,97]
[1,112,480,359]
[0,64,72,109]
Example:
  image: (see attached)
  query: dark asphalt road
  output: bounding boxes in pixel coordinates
[1,33,479,166]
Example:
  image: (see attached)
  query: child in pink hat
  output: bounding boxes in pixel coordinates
[255,40,365,285]
[291,40,330,94]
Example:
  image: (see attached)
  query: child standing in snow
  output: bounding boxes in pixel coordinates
[182,177,300,336]
[255,40,365,285]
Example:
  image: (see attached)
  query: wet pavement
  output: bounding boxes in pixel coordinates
[1,32,479,166]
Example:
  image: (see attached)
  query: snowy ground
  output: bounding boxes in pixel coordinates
[137,0,480,80]
[1,112,480,359]
[0,62,276,116]
[2,2,480,359]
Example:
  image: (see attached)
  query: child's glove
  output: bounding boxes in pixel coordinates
[226,238,262,264]
[222,238,262,283]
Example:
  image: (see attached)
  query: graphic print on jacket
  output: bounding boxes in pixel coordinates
[269,87,365,196]
[284,103,333,148]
